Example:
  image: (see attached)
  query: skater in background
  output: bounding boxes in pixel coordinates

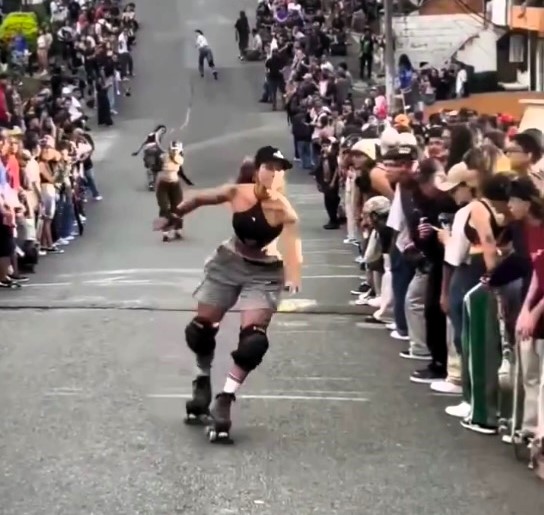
[153,145,302,441]
[234,11,250,60]
[155,140,194,242]
[131,125,167,189]
[195,29,218,79]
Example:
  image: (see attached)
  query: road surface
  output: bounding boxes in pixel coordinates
[1,1,543,514]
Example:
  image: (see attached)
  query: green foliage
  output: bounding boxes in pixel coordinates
[0,12,40,50]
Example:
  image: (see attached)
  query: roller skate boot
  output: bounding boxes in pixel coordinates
[184,375,212,425]
[206,392,235,443]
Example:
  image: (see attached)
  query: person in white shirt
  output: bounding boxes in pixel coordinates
[117,28,133,79]
[455,64,467,98]
[433,162,478,402]
[195,30,218,79]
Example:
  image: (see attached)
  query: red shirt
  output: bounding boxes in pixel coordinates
[4,155,20,191]
[525,221,544,295]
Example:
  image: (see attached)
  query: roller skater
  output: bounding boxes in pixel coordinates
[131,125,167,191]
[195,30,218,80]
[155,141,194,242]
[153,146,302,443]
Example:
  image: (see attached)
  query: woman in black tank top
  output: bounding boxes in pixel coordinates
[153,146,303,442]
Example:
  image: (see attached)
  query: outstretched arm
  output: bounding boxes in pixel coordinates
[277,195,302,288]
[175,184,237,217]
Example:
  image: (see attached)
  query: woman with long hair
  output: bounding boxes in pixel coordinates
[153,146,302,442]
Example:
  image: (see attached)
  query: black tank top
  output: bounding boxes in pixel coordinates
[232,202,283,249]
[464,200,506,245]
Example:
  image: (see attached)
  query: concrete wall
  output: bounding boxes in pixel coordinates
[393,14,491,69]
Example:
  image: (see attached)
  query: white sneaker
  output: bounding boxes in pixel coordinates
[355,255,364,264]
[445,401,470,419]
[343,237,356,244]
[366,296,381,308]
[93,196,103,201]
[431,380,462,395]
[355,294,374,306]
[390,330,409,341]
[55,238,70,246]
[385,322,396,331]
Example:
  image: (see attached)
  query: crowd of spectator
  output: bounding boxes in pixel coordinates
[250,0,544,479]
[0,0,138,289]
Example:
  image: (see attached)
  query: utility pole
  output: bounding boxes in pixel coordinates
[383,0,396,113]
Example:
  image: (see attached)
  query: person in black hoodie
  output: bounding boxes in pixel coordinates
[291,103,313,170]
[404,159,458,383]
[312,137,340,229]
[235,11,250,60]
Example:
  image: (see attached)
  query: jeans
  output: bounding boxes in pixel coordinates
[390,246,415,336]
[55,192,75,240]
[84,167,100,198]
[449,262,484,354]
[107,85,115,110]
[296,140,313,169]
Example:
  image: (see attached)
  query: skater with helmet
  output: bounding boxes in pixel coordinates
[153,145,302,442]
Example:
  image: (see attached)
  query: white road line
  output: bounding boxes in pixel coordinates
[148,393,369,402]
[274,377,354,381]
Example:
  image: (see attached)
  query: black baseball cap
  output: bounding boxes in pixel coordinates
[254,146,292,170]
[510,176,538,201]
[383,145,417,161]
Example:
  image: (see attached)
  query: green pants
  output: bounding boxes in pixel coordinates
[462,283,501,427]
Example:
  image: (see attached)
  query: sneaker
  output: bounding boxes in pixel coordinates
[460,418,497,435]
[323,222,340,230]
[445,401,471,418]
[399,350,432,361]
[44,246,64,254]
[55,238,70,246]
[93,195,103,201]
[0,278,22,289]
[355,255,364,264]
[390,330,409,341]
[350,282,371,296]
[385,322,396,331]
[38,249,47,257]
[410,365,446,384]
[9,274,29,283]
[366,296,381,308]
[430,380,462,395]
[355,294,375,306]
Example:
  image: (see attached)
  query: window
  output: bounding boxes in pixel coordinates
[509,34,525,63]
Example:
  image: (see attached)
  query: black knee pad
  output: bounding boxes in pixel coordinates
[185,317,218,356]
[231,326,269,372]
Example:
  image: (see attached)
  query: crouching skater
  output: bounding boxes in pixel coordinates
[153,146,302,442]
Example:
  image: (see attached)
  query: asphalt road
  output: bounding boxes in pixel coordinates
[1,1,543,514]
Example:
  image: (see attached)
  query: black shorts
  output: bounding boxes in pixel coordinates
[0,225,15,258]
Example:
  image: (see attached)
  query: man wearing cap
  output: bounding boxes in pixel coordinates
[385,144,419,342]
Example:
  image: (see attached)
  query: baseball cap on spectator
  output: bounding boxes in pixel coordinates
[510,176,539,201]
[435,162,476,191]
[8,127,24,138]
[398,132,418,147]
[363,195,391,215]
[351,139,377,161]
[380,127,399,154]
[383,145,416,161]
